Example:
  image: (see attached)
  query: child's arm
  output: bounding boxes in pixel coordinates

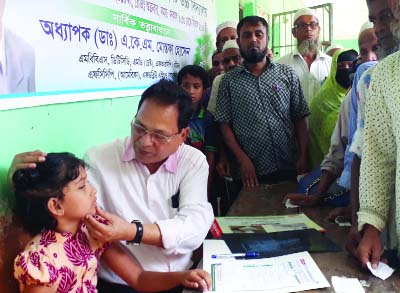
[24,285,54,293]
[103,243,211,292]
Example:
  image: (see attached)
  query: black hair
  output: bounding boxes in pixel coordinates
[137,79,193,131]
[212,49,222,58]
[237,16,269,35]
[177,65,211,89]
[13,152,85,235]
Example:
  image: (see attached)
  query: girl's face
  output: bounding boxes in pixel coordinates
[180,74,205,106]
[61,167,97,220]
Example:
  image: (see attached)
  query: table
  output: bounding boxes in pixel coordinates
[227,182,400,292]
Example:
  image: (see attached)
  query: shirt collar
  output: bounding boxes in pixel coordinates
[239,56,276,73]
[121,138,179,173]
[0,26,6,75]
[293,47,327,59]
[192,106,205,119]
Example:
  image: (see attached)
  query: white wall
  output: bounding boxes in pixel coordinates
[259,0,369,42]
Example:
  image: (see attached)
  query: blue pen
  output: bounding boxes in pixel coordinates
[211,252,260,259]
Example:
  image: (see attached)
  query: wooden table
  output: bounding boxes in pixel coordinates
[227,182,400,293]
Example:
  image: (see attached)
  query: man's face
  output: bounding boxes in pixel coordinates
[222,48,243,71]
[132,99,188,169]
[211,52,225,76]
[238,22,269,63]
[367,0,397,53]
[358,28,378,62]
[292,15,320,43]
[216,27,237,51]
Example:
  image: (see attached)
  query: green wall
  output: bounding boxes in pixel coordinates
[216,0,239,24]
[0,97,139,214]
[0,0,240,215]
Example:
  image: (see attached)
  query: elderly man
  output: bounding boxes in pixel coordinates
[345,0,400,267]
[208,39,243,114]
[278,7,331,105]
[215,16,310,188]
[285,22,379,207]
[215,21,237,51]
[8,80,214,292]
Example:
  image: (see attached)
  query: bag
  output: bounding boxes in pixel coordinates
[297,169,350,207]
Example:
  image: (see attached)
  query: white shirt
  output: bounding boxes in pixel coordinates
[278,48,331,105]
[207,74,223,115]
[0,25,8,94]
[85,137,214,284]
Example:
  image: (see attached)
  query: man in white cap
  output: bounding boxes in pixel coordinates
[325,44,344,57]
[208,39,243,115]
[278,7,331,105]
[357,21,378,63]
[284,21,379,209]
[355,0,400,269]
[215,21,238,51]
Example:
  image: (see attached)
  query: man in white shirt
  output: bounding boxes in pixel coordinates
[0,0,35,94]
[8,80,214,293]
[278,7,331,105]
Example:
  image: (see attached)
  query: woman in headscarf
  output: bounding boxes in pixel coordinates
[308,48,358,168]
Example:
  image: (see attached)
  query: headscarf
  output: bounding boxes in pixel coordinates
[308,49,354,168]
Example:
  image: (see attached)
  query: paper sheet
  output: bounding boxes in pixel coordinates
[285,198,300,208]
[202,239,235,274]
[331,276,365,293]
[212,251,329,293]
[367,261,395,280]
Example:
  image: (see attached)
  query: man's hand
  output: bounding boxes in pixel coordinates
[238,155,258,188]
[284,193,322,206]
[84,206,136,242]
[8,150,47,186]
[346,224,361,258]
[357,224,382,269]
[296,155,309,175]
[177,269,211,291]
[216,158,231,177]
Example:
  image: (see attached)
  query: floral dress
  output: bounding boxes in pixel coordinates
[14,222,108,293]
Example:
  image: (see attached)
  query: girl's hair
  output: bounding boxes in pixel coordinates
[13,152,85,235]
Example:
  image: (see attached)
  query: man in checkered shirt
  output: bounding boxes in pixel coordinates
[215,16,310,188]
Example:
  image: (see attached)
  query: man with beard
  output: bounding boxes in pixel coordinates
[215,16,310,188]
[347,0,400,267]
[278,8,332,105]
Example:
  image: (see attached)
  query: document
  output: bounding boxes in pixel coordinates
[212,213,325,236]
[212,251,330,293]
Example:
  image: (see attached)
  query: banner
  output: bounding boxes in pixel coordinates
[0,0,215,110]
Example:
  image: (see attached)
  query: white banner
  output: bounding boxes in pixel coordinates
[0,0,215,110]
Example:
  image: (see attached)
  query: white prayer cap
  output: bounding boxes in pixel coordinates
[359,21,374,34]
[222,39,239,52]
[216,21,238,36]
[293,7,318,24]
[325,44,344,54]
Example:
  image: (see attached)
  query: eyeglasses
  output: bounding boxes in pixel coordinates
[131,121,180,144]
[293,22,319,30]
[222,55,242,65]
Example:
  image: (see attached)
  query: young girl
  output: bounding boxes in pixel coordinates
[13,152,210,293]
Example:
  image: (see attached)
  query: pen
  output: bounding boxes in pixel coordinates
[211,252,260,258]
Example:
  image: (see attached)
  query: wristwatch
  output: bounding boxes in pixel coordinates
[126,220,143,245]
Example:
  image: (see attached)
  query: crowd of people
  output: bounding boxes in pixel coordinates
[6,0,400,291]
